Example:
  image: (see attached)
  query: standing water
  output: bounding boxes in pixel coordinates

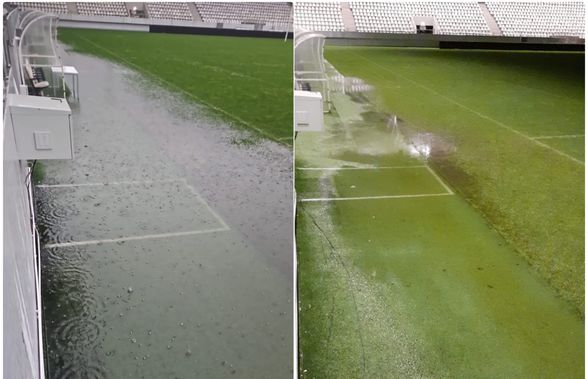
[38,48,292,378]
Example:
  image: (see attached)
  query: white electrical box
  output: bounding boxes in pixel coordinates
[8,94,73,160]
[295,90,323,132]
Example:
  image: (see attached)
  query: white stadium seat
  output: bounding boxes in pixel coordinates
[486,2,584,38]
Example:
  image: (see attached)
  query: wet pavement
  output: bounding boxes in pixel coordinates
[38,47,292,378]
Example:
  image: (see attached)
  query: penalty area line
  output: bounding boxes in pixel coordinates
[300,192,453,202]
[531,134,584,140]
[180,178,230,231]
[425,166,454,195]
[45,227,230,248]
[297,165,426,171]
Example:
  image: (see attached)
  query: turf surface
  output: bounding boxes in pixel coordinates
[296,48,584,378]
[324,47,584,314]
[58,28,292,144]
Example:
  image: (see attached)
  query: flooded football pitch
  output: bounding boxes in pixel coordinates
[37,48,292,378]
[296,66,583,378]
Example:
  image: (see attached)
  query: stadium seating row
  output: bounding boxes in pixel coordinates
[146,2,193,21]
[294,2,345,32]
[11,2,585,38]
[486,2,584,38]
[293,1,584,38]
[13,2,291,27]
[14,2,68,14]
[76,2,128,17]
[196,2,291,27]
[350,2,491,35]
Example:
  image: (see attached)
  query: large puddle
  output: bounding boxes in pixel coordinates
[38,47,292,378]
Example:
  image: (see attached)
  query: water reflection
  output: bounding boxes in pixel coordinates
[326,64,451,163]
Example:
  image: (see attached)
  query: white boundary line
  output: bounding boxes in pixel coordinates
[356,54,584,166]
[424,165,454,195]
[45,227,229,248]
[297,165,426,171]
[41,178,230,248]
[300,192,453,202]
[531,134,584,140]
[298,164,453,201]
[36,179,183,188]
[180,178,230,231]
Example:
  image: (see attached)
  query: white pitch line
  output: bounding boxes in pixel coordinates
[424,166,454,195]
[297,165,426,171]
[180,179,230,231]
[36,179,183,188]
[531,134,584,140]
[45,227,230,248]
[356,54,584,166]
[300,192,453,202]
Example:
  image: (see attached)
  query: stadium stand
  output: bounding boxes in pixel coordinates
[146,2,193,21]
[349,2,491,35]
[294,2,345,32]
[195,2,291,26]
[486,2,585,38]
[76,2,128,17]
[14,2,68,14]
[9,2,584,39]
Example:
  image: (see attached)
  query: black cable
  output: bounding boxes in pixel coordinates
[24,159,37,185]
[299,205,368,378]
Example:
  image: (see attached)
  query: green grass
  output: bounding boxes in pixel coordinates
[58,28,292,144]
[31,160,45,185]
[296,48,584,378]
[324,47,584,314]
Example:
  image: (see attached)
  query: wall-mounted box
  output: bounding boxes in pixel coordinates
[8,94,73,160]
[295,90,323,132]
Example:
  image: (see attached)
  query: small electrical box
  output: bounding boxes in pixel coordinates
[8,94,73,160]
[295,90,323,132]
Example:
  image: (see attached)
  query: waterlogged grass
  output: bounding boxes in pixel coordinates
[296,99,584,377]
[31,161,45,185]
[297,188,584,378]
[58,28,292,144]
[324,47,584,315]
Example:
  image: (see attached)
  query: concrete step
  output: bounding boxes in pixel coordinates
[340,2,356,32]
[479,2,503,36]
[187,2,202,22]
[66,2,78,14]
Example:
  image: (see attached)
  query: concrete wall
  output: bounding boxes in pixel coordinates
[323,31,585,49]
[57,13,291,33]
[3,95,42,379]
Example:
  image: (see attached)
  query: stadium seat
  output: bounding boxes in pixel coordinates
[14,2,68,14]
[486,2,584,38]
[146,2,193,21]
[76,2,128,17]
[349,2,492,35]
[195,2,291,29]
[24,60,49,96]
[294,2,345,32]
